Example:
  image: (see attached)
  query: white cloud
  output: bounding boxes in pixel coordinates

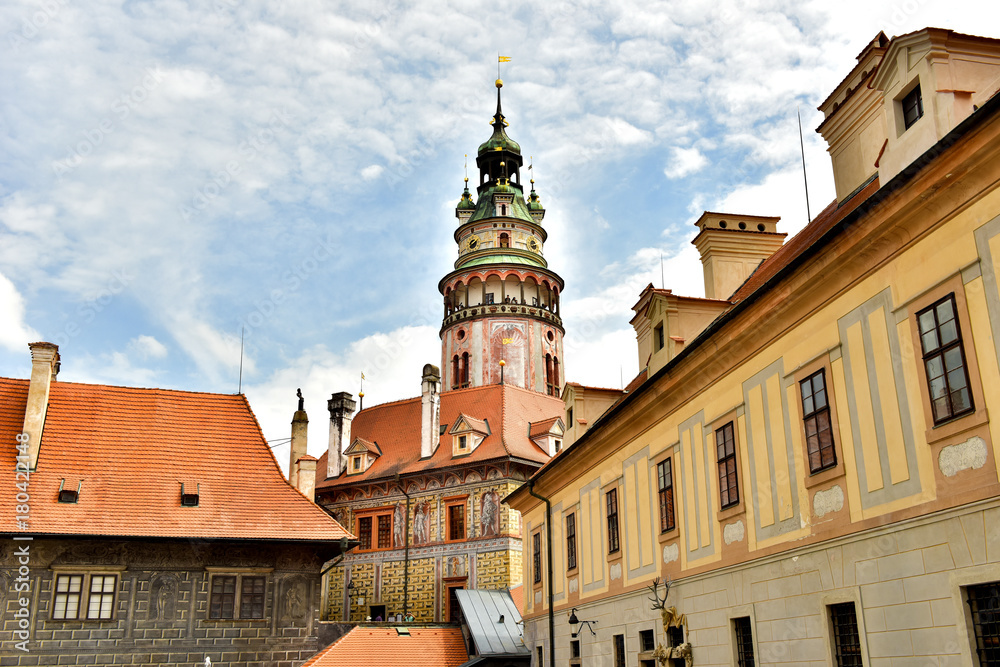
[0,272,40,352]
[128,334,168,360]
[361,164,384,180]
[664,146,709,180]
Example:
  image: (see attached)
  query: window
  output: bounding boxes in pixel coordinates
[657,458,675,532]
[800,370,836,473]
[52,574,83,619]
[448,502,466,541]
[452,355,459,390]
[613,634,625,667]
[654,323,664,352]
[716,422,739,509]
[377,514,392,549]
[565,513,577,570]
[358,516,373,550]
[87,575,116,620]
[567,407,573,425]
[571,639,581,658]
[639,629,655,652]
[829,602,863,667]
[533,532,542,584]
[606,488,620,554]
[554,439,561,453]
[239,576,265,619]
[209,574,267,620]
[485,293,495,305]
[967,581,1000,666]
[902,84,923,130]
[458,435,468,451]
[734,616,755,667]
[52,573,118,620]
[918,295,974,424]
[351,455,362,472]
[460,352,470,388]
[500,232,510,246]
[536,646,543,667]
[545,354,557,396]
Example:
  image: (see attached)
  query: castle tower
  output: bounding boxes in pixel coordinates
[439,80,565,395]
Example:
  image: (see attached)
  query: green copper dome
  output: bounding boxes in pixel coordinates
[478,80,521,156]
[527,182,544,211]
[456,181,476,210]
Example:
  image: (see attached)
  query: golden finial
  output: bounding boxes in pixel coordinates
[499,359,506,366]
[496,79,503,88]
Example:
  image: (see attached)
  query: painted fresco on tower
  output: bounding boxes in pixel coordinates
[490,321,526,387]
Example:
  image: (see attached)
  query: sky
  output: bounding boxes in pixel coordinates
[1,0,993,467]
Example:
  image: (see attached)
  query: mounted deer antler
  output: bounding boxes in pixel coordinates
[647,576,672,610]
[647,576,686,633]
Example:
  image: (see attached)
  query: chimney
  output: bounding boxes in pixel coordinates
[295,454,318,501]
[22,342,60,470]
[691,212,786,300]
[327,391,356,479]
[420,364,441,459]
[289,388,308,488]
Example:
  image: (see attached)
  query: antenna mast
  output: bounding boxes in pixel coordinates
[798,108,812,223]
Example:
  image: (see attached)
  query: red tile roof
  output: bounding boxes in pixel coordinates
[528,416,561,438]
[0,377,353,542]
[316,384,562,489]
[508,584,525,617]
[301,626,468,667]
[728,179,880,305]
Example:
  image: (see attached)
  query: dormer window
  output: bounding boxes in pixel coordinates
[58,479,79,503]
[458,435,468,451]
[902,83,923,130]
[180,483,200,507]
[351,455,362,472]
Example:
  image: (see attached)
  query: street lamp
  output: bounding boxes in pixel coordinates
[568,608,597,638]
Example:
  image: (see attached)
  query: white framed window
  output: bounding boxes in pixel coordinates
[51,572,120,620]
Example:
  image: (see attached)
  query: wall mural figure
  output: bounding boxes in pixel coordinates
[393,503,405,548]
[151,575,177,621]
[281,579,307,624]
[413,502,429,545]
[480,490,500,537]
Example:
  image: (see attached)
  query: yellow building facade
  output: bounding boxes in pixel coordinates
[507,28,1000,666]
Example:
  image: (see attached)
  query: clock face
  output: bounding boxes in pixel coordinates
[527,236,541,252]
[467,235,481,251]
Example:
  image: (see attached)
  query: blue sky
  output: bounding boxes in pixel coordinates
[1,0,991,463]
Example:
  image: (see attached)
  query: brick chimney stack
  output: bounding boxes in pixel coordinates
[327,392,356,479]
[289,388,308,488]
[22,342,60,470]
[420,364,441,459]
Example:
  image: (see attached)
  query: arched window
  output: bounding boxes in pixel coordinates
[500,204,507,216]
[552,357,560,394]
[452,355,460,390]
[461,352,471,388]
[499,233,509,248]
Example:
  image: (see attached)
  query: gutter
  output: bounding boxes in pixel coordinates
[526,479,554,667]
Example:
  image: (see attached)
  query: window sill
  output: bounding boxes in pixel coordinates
[926,406,988,445]
[717,502,743,522]
[606,550,623,564]
[657,527,678,544]
[804,461,845,490]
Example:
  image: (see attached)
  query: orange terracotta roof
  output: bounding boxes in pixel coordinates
[450,414,490,435]
[529,416,561,438]
[316,384,562,488]
[301,626,468,667]
[563,382,626,395]
[508,584,525,617]
[728,179,879,305]
[0,377,353,542]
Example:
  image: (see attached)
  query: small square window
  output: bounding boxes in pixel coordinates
[458,435,468,450]
[58,489,78,503]
[639,629,655,652]
[902,84,923,130]
[210,574,267,620]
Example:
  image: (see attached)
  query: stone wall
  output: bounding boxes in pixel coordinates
[0,537,329,666]
[520,500,1000,666]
